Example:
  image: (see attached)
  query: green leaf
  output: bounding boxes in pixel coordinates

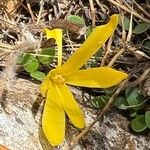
[17,53,31,65]
[117,98,148,110]
[142,39,150,50]
[30,71,46,81]
[86,26,93,37]
[143,39,150,48]
[119,16,135,31]
[24,55,39,73]
[123,16,130,31]
[91,95,108,108]
[67,15,85,26]
[126,87,140,106]
[114,97,129,110]
[131,115,147,132]
[38,48,55,65]
[133,23,150,34]
[145,111,150,129]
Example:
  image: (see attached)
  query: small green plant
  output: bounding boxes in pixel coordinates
[67,15,85,26]
[91,86,150,133]
[17,48,55,81]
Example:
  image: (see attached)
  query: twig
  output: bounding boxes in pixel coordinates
[127,46,150,60]
[89,0,96,27]
[94,0,108,13]
[108,48,125,67]
[106,0,150,24]
[122,0,133,10]
[67,79,128,148]
[135,50,150,60]
[0,17,17,28]
[133,0,150,19]
[126,0,133,42]
[65,5,74,19]
[18,0,28,12]
[36,0,44,24]
[100,48,109,67]
[0,42,15,50]
[27,2,36,23]
[101,35,113,66]
[120,12,126,43]
[107,35,113,52]
[34,32,43,55]
[66,31,75,52]
[125,67,150,88]
[0,52,10,61]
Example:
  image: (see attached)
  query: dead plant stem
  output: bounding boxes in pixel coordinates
[125,68,150,88]
[89,0,96,27]
[27,2,36,23]
[126,1,133,42]
[120,13,126,43]
[133,0,150,19]
[101,35,113,66]
[108,48,125,67]
[37,0,44,24]
[106,0,150,24]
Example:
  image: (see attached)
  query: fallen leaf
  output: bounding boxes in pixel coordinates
[0,145,9,150]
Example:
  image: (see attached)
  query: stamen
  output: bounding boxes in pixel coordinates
[51,74,65,85]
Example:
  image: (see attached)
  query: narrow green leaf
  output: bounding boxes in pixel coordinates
[30,71,46,81]
[38,48,55,65]
[67,15,85,26]
[133,23,150,34]
[131,115,147,132]
[91,95,108,108]
[24,55,39,73]
[145,111,150,129]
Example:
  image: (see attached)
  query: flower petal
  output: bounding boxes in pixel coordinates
[44,28,63,66]
[40,78,48,97]
[56,84,85,128]
[65,67,128,88]
[42,83,65,146]
[40,76,51,97]
[58,14,119,75]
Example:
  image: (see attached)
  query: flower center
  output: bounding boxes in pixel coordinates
[51,74,65,85]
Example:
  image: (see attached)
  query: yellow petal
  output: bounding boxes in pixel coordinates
[44,28,63,66]
[65,67,128,88]
[40,78,48,97]
[40,75,52,97]
[42,83,65,146]
[56,84,85,128]
[58,14,119,75]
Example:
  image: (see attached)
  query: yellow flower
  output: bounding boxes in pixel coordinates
[40,14,128,146]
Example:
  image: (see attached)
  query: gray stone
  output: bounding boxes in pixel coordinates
[0,78,150,150]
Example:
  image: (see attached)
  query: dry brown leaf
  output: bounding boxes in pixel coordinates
[6,0,19,15]
[0,145,9,150]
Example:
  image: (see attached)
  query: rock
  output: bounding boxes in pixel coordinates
[0,78,150,150]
